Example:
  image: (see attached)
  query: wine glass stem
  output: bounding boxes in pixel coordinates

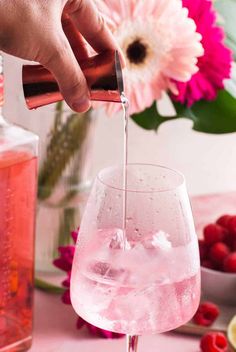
[127,335,139,352]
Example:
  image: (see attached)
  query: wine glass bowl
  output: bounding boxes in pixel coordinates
[71,164,200,336]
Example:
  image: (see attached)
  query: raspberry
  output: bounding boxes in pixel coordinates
[228,216,236,234]
[199,239,208,261]
[233,240,236,251]
[216,215,232,229]
[224,228,236,248]
[204,224,226,246]
[200,332,228,352]
[201,260,215,270]
[193,301,220,327]
[223,252,236,273]
[209,242,230,266]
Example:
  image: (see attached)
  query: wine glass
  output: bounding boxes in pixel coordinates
[71,164,200,352]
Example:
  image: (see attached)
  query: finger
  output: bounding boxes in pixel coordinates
[66,0,126,67]
[41,30,91,112]
[62,13,89,61]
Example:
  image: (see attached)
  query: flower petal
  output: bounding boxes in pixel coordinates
[174,0,232,106]
[95,0,204,114]
[61,289,71,305]
[76,317,86,329]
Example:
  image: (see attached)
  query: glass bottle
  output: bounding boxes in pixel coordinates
[0,54,38,351]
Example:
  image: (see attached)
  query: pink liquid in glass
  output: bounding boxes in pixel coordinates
[0,151,37,351]
[71,228,200,335]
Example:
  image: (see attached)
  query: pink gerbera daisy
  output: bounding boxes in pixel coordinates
[174,0,232,106]
[94,0,203,114]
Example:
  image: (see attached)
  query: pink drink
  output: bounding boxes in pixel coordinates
[71,228,200,335]
[0,151,37,351]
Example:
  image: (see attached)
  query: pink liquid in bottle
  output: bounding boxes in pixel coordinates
[0,151,37,351]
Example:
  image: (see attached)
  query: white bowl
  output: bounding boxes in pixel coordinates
[201,267,236,305]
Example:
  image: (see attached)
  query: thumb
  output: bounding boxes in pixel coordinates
[41,32,91,112]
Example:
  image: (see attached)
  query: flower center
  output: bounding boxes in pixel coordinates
[126,39,148,65]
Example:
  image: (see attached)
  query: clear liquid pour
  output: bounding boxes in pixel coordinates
[121,92,129,250]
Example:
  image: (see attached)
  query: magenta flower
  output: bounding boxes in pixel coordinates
[174,0,232,106]
[61,271,71,305]
[53,245,75,272]
[76,317,124,339]
[53,229,124,339]
[62,271,71,288]
[71,230,79,243]
[62,289,71,305]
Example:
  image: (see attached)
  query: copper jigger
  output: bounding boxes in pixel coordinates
[22,50,124,110]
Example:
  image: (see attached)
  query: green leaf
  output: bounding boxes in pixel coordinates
[35,277,65,294]
[131,103,175,131]
[132,90,236,134]
[186,90,236,134]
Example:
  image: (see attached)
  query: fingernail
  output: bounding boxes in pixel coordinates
[72,96,91,112]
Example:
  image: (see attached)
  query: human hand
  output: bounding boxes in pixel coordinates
[0,0,124,112]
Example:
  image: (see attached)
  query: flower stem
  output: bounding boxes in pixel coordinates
[34,278,65,294]
[57,207,77,249]
[38,105,92,201]
[127,335,139,352]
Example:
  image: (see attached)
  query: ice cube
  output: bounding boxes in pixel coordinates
[89,260,127,282]
[151,231,172,250]
[143,231,172,250]
[109,228,131,250]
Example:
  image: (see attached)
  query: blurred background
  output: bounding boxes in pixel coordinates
[4,53,236,197]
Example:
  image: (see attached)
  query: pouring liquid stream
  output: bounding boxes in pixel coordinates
[121,92,129,250]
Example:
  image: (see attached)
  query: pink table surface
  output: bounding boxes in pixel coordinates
[29,289,200,352]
